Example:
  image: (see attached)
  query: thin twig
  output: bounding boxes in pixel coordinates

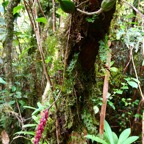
[47,91,61,110]
[23,0,35,30]
[37,0,46,18]
[15,99,24,128]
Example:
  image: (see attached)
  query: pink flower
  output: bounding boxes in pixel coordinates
[33,109,49,144]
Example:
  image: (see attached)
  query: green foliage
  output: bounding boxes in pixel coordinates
[36,17,47,24]
[15,102,50,143]
[0,77,6,84]
[13,5,24,15]
[81,109,98,134]
[99,36,109,63]
[86,15,98,23]
[86,120,139,144]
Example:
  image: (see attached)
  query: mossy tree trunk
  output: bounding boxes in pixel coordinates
[58,1,116,143]
[3,0,20,90]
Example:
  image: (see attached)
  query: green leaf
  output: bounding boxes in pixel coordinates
[110,67,118,72]
[36,17,47,24]
[85,135,108,144]
[22,124,37,128]
[13,5,23,15]
[122,136,139,144]
[15,131,35,136]
[110,61,115,66]
[121,85,128,90]
[114,89,123,94]
[8,101,15,105]
[131,78,140,83]
[112,132,118,143]
[0,77,6,84]
[118,128,131,144]
[108,101,115,110]
[104,120,114,144]
[11,86,16,92]
[59,0,75,13]
[23,106,36,110]
[127,81,138,88]
[15,91,22,98]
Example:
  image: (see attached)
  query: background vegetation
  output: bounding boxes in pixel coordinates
[0,0,144,144]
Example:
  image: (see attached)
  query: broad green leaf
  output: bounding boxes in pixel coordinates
[108,101,115,110]
[127,81,138,88]
[122,136,139,144]
[85,135,108,144]
[110,61,115,66]
[36,17,47,24]
[131,78,140,83]
[112,132,118,143]
[118,128,131,144]
[13,5,23,15]
[114,89,123,94]
[15,131,35,136]
[11,86,16,92]
[8,101,15,105]
[121,85,128,90]
[110,67,118,72]
[0,77,6,84]
[104,120,114,144]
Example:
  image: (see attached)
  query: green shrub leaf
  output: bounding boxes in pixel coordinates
[0,77,6,84]
[36,17,47,24]
[85,135,108,144]
[127,81,138,88]
[122,136,139,144]
[112,132,118,143]
[118,128,131,144]
[104,120,114,144]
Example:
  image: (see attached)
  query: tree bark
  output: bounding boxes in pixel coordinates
[59,1,116,143]
[3,0,20,89]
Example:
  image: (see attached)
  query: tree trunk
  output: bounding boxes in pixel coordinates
[3,0,20,90]
[58,1,116,143]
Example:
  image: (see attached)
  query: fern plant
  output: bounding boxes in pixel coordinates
[86,120,139,144]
